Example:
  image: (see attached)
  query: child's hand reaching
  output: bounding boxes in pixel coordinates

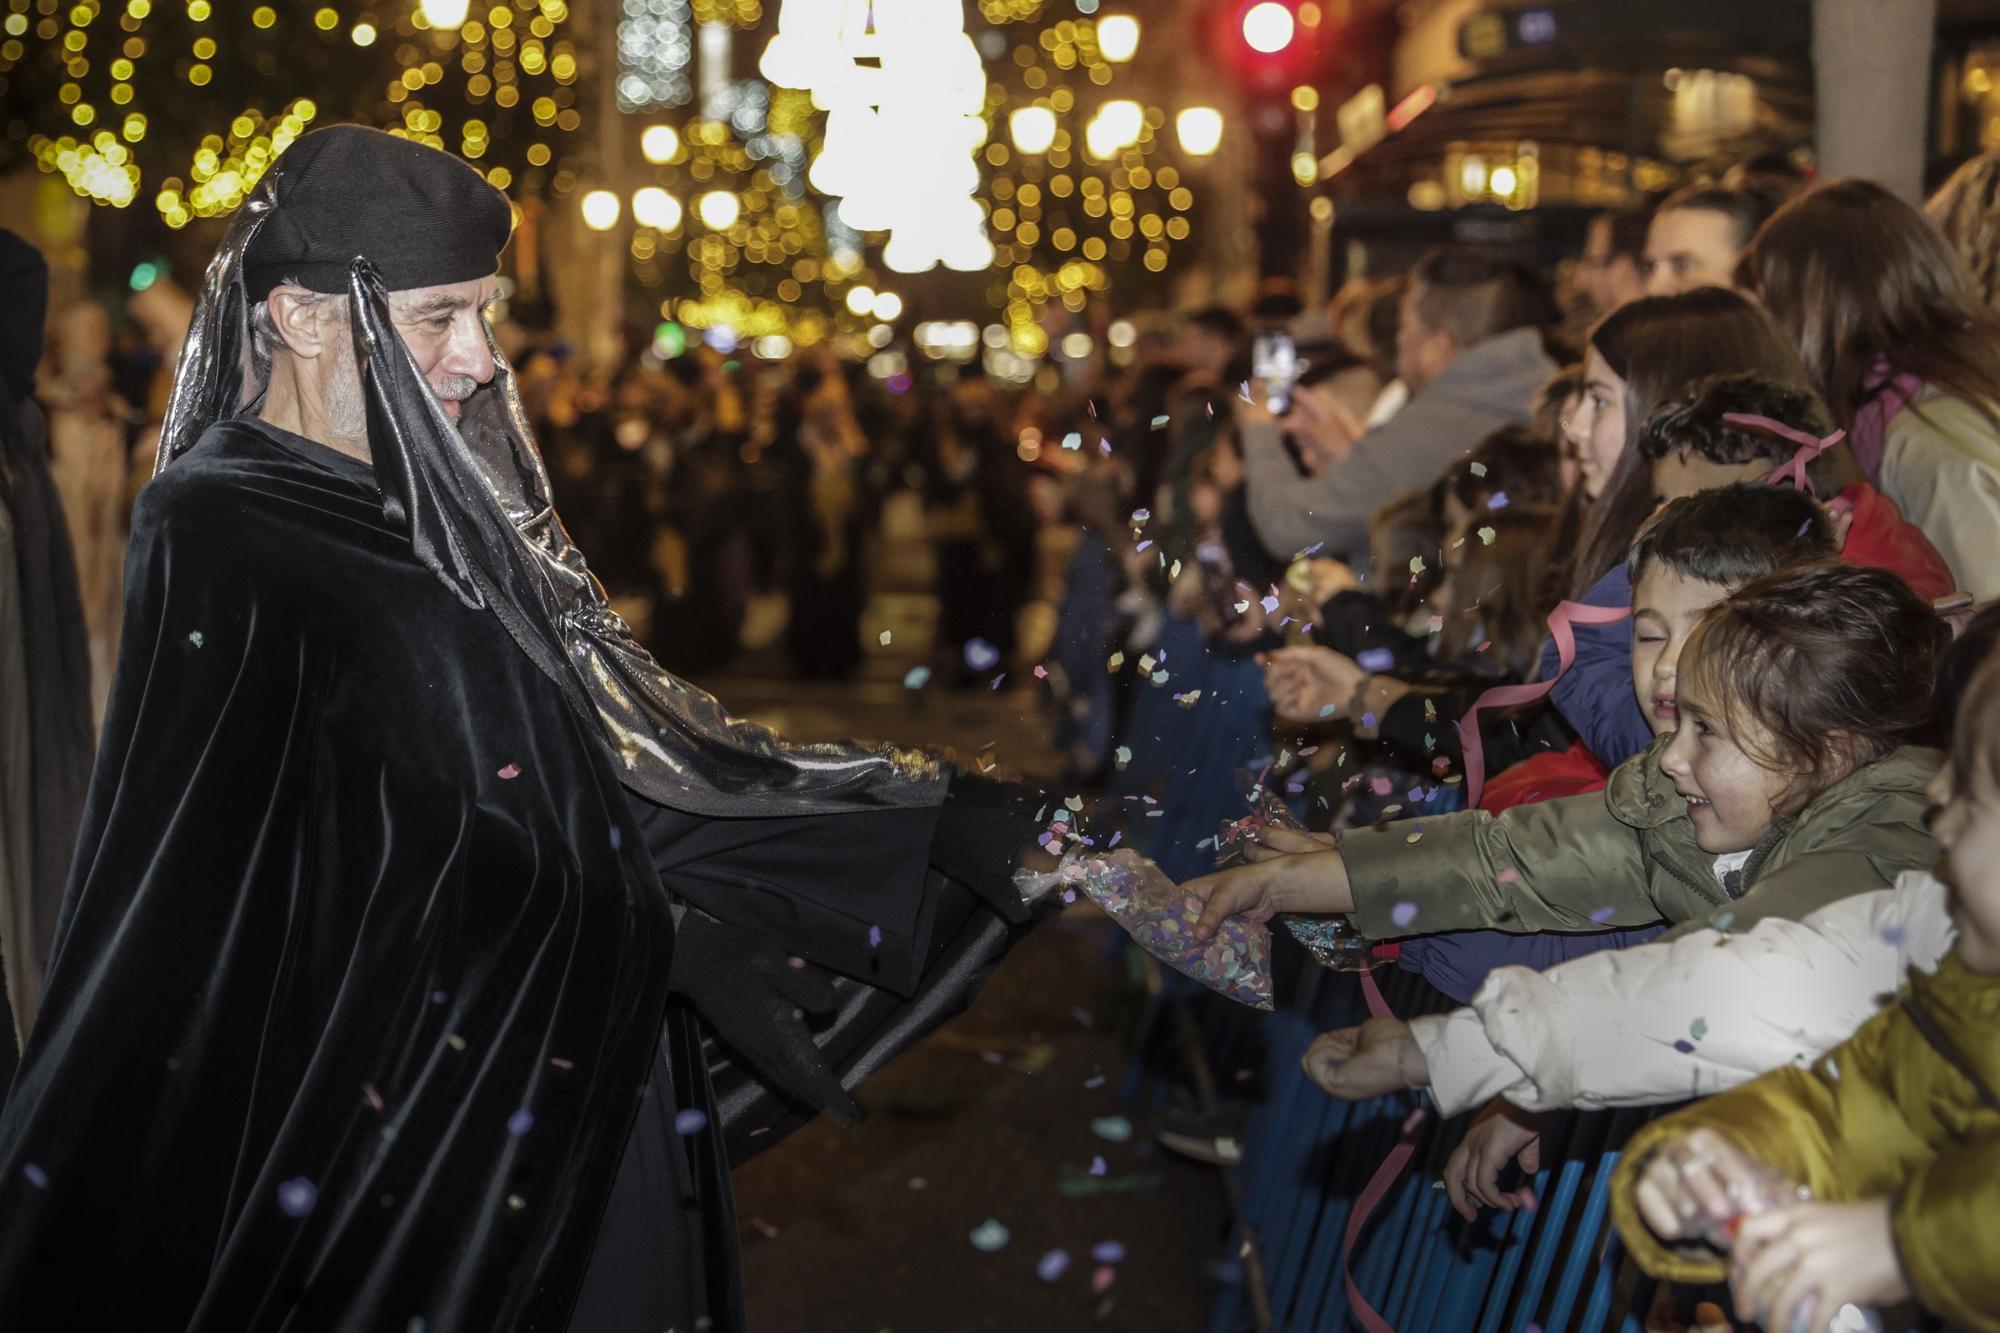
[1728,1199,1910,1331]
[1302,1018,1428,1100]
[1260,645,1365,723]
[1632,1127,1774,1243]
[1243,825,1338,858]
[1442,1099,1544,1221]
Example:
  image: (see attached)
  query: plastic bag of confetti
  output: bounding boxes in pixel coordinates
[1017,849,1273,1009]
[1215,770,1376,973]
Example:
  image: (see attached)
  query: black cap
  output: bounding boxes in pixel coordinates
[243,124,512,301]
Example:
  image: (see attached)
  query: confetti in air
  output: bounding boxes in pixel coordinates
[1356,648,1395,673]
[1589,906,1618,924]
[507,1109,535,1137]
[1037,1248,1071,1280]
[1390,902,1419,929]
[674,1108,710,1136]
[903,666,932,689]
[969,1218,1012,1252]
[22,1163,47,1189]
[497,763,521,780]
[964,638,1001,672]
[1090,1116,1134,1143]
[276,1177,319,1218]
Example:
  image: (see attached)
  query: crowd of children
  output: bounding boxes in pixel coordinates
[1044,157,2000,1329]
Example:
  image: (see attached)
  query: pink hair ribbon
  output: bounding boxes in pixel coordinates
[1721,411,1846,495]
[1455,600,1634,808]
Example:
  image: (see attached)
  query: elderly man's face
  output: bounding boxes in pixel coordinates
[387,276,501,419]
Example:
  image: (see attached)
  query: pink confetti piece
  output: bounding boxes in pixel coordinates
[1033,664,1048,679]
[363,1084,384,1112]
[497,763,521,780]
[549,1056,574,1070]
[1497,868,1518,883]
[1092,1265,1117,1295]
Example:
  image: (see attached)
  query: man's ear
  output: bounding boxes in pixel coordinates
[266,286,337,360]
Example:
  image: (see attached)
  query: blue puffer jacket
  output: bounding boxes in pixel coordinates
[1399,565,1658,1003]
[1535,564,1649,768]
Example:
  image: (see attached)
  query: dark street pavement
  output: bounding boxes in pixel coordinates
[703,549,1233,1333]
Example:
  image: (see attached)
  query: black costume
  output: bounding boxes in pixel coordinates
[0,231,93,1084]
[0,127,1043,1332]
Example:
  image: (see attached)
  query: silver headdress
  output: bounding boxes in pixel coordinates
[156,170,946,819]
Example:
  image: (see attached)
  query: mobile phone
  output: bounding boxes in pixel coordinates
[1251,332,1299,415]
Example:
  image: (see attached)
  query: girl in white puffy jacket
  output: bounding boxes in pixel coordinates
[1304,868,1955,1119]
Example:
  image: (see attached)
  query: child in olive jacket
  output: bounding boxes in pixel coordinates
[1187,562,1947,958]
[1614,641,2000,1333]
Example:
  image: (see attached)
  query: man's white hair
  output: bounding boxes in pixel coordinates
[247,279,348,386]
[249,279,365,439]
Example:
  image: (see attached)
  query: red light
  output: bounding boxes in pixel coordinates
[1240,1,1295,53]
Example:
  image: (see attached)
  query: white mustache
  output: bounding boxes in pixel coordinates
[432,376,478,403]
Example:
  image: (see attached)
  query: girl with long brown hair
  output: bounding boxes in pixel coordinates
[1741,177,2000,597]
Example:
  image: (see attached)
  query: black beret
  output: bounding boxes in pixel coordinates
[243,124,512,302]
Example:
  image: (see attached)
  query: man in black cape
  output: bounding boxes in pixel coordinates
[0,125,1055,1333]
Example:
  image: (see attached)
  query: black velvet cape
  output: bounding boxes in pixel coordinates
[0,418,1031,1332]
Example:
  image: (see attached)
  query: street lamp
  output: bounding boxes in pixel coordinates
[580,189,621,231]
[632,186,682,231]
[1095,99,1143,149]
[640,124,681,164]
[1009,105,1057,155]
[419,0,470,29]
[1176,106,1224,156]
[1096,15,1139,62]
[696,190,740,230]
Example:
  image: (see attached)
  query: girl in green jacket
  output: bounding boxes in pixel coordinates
[1614,638,2000,1333]
[1185,561,1948,954]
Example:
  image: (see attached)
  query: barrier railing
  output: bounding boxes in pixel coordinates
[1204,959,1661,1333]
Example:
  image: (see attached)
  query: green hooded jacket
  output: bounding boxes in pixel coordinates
[1338,735,1941,942]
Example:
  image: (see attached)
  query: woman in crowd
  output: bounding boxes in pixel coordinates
[1742,177,2000,598]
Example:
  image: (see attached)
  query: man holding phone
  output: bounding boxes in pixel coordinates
[1240,247,1555,571]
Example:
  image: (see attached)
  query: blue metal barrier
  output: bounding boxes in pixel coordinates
[1205,962,1662,1333]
